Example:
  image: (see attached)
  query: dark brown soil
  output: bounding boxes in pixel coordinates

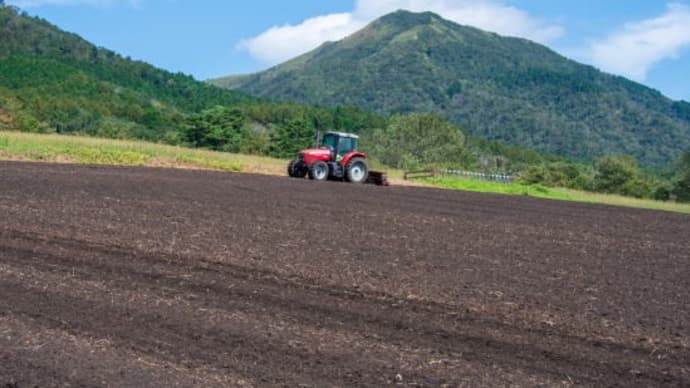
[1,161,688,387]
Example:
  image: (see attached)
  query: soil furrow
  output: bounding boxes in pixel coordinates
[1,161,688,387]
[1,234,687,386]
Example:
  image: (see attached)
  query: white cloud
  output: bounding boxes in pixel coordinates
[7,0,140,8]
[239,13,367,65]
[589,3,690,81]
[240,0,564,65]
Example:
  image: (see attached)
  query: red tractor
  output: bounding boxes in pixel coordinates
[287,131,378,184]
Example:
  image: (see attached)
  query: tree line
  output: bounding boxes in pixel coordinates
[182,106,690,202]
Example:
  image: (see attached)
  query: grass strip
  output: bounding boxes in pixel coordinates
[421,176,690,214]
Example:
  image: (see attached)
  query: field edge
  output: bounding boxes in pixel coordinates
[1,131,689,214]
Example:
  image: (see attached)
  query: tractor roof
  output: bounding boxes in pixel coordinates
[325,131,359,139]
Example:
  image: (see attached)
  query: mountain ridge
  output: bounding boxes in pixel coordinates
[212,10,690,166]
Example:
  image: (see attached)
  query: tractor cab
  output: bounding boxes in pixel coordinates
[320,131,359,161]
[287,130,369,183]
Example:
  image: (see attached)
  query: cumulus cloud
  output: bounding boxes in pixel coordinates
[240,0,564,65]
[239,13,367,65]
[589,3,690,81]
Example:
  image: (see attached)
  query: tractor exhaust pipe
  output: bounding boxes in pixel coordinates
[314,129,321,148]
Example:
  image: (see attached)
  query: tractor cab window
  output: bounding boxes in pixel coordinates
[322,133,338,152]
[337,137,357,156]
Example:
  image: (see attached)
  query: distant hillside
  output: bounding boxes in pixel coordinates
[212,10,690,166]
[0,5,253,141]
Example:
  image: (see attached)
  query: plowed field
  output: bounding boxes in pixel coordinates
[1,161,688,387]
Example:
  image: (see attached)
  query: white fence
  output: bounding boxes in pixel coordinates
[443,169,514,183]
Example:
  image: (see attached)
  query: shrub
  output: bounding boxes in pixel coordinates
[673,174,690,203]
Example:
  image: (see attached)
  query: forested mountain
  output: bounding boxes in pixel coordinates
[212,10,690,166]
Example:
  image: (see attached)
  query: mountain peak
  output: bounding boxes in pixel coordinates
[365,9,452,37]
[377,9,443,25]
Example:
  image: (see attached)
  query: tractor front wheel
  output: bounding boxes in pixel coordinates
[287,159,306,178]
[308,161,329,181]
[346,157,368,183]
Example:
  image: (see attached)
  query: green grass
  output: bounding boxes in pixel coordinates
[552,188,690,214]
[422,176,690,214]
[422,177,574,200]
[0,131,408,178]
[0,131,289,175]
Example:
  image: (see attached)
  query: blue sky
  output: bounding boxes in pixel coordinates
[7,0,690,101]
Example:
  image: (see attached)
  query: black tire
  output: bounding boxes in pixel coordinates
[287,159,297,177]
[308,161,329,181]
[345,157,368,183]
[287,159,306,178]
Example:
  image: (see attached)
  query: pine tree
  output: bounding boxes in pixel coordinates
[269,118,314,158]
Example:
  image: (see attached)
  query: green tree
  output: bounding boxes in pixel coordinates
[268,117,314,158]
[672,151,690,202]
[593,155,658,198]
[673,174,690,202]
[16,111,51,133]
[185,106,247,151]
[593,156,638,193]
[519,162,592,189]
[364,113,466,170]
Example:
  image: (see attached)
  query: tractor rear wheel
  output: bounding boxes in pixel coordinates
[308,161,329,181]
[287,159,306,178]
[346,157,368,183]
